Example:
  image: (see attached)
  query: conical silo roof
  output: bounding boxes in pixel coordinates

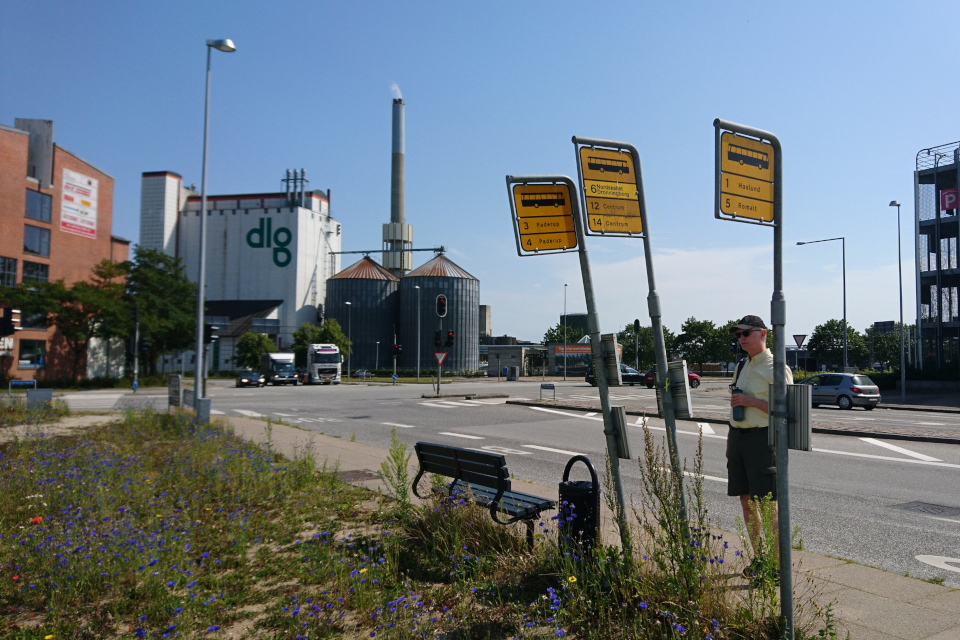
[330,256,399,281]
[404,254,477,280]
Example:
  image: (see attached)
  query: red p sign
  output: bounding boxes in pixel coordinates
[941,187,957,212]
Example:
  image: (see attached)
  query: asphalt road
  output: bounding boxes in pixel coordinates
[62,378,960,587]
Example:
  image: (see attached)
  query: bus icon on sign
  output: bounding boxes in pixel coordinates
[521,192,565,208]
[587,156,630,175]
[727,143,770,170]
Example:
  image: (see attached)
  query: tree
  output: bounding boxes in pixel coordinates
[291,319,352,369]
[674,317,728,373]
[866,323,906,370]
[233,332,277,370]
[807,319,868,369]
[543,322,585,345]
[615,322,675,371]
[126,247,197,373]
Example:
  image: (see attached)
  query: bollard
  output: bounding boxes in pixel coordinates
[558,455,600,555]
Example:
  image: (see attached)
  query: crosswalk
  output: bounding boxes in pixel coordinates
[418,399,500,409]
[230,409,340,424]
[61,392,126,410]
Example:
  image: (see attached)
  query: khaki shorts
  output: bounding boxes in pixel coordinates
[727,425,777,500]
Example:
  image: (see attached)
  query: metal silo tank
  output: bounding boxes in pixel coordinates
[400,254,479,373]
[325,257,400,373]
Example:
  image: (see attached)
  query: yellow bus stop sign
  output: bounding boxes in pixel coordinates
[577,147,643,236]
[511,182,578,254]
[718,132,775,222]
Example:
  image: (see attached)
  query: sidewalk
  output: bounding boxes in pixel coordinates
[224,415,960,640]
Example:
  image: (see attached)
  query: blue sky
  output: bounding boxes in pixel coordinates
[3,1,956,344]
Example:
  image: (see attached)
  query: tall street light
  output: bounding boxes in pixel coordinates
[890,200,906,402]
[563,283,568,381]
[376,341,380,370]
[345,301,351,379]
[415,285,421,382]
[194,38,236,399]
[797,237,847,369]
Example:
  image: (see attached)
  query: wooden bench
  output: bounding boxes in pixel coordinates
[412,442,556,547]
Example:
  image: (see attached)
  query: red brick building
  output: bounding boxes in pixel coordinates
[0,119,129,380]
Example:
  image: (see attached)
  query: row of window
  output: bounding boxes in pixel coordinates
[0,256,49,287]
[26,189,52,223]
[18,339,45,369]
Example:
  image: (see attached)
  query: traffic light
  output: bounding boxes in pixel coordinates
[204,324,220,344]
[392,344,402,356]
[730,340,739,354]
[633,319,640,333]
[138,336,149,353]
[433,330,442,347]
[436,294,447,318]
[445,330,454,347]
[0,307,14,337]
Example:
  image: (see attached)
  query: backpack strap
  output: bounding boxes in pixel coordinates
[733,357,747,387]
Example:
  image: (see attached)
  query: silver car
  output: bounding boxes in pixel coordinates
[802,373,881,410]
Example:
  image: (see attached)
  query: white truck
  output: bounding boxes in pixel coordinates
[260,352,298,386]
[305,343,343,384]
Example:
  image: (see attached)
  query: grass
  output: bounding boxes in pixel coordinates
[0,408,845,639]
[0,398,69,430]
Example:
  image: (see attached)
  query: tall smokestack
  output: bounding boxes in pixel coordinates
[390,98,405,224]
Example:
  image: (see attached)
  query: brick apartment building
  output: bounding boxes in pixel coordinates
[0,119,129,380]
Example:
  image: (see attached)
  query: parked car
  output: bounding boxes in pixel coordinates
[642,369,701,389]
[801,373,880,410]
[585,364,645,386]
[352,369,374,379]
[235,371,265,388]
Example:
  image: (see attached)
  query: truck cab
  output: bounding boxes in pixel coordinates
[305,344,342,384]
[260,352,298,385]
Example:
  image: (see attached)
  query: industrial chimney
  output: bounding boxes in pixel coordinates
[383,97,412,275]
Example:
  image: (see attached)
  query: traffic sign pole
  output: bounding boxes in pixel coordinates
[715,118,792,639]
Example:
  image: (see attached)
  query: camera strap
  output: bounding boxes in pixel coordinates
[732,358,747,387]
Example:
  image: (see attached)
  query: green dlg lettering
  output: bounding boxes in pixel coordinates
[273,226,292,267]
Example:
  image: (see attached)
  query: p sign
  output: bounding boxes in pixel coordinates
[941,187,958,212]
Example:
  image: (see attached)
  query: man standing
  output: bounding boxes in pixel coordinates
[727,314,793,578]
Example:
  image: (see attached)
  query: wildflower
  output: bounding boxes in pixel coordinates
[207,625,220,631]
[31,517,43,525]
[568,576,577,583]
[45,636,54,639]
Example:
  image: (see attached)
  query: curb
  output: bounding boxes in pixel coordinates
[506,400,960,445]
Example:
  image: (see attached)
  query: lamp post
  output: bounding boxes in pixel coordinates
[193,38,235,399]
[376,341,380,370]
[345,301,351,379]
[889,200,906,402]
[797,237,847,369]
[563,283,568,381]
[415,285,421,382]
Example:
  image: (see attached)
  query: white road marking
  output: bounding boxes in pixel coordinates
[584,412,598,417]
[479,445,532,455]
[382,422,416,429]
[438,432,484,440]
[461,400,486,405]
[916,422,946,426]
[697,422,716,435]
[660,466,726,484]
[915,555,960,574]
[858,437,941,462]
[523,444,584,456]
[234,409,263,417]
[274,412,296,416]
[635,416,648,426]
[527,406,726,439]
[813,448,960,469]
[929,517,960,525]
[210,409,225,415]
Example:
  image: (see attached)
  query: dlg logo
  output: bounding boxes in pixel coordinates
[246,218,292,267]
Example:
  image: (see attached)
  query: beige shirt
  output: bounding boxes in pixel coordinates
[731,349,794,428]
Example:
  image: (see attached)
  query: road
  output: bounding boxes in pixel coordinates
[62,378,960,587]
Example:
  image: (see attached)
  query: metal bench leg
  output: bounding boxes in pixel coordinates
[525,520,534,550]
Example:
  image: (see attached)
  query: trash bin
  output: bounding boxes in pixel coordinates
[558,455,600,555]
[506,366,518,381]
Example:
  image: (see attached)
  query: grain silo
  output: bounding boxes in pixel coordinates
[400,254,479,372]
[325,257,400,373]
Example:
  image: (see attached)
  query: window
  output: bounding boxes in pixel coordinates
[25,190,52,223]
[18,339,45,369]
[24,225,50,257]
[22,261,48,283]
[0,257,15,288]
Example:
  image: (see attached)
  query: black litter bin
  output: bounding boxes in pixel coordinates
[558,455,600,554]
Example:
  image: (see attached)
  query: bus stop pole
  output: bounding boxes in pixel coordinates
[715,119,792,639]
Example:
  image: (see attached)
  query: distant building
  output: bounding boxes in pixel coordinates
[0,118,129,380]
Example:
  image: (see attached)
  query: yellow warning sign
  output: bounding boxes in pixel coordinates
[512,183,578,253]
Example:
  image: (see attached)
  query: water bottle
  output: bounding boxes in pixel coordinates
[731,388,745,422]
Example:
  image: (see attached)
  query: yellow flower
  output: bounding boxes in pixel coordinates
[359,568,368,573]
[568,576,577,583]
[45,635,54,639]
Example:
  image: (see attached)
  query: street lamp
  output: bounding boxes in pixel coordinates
[415,285,421,382]
[797,237,847,369]
[376,341,380,370]
[194,38,235,399]
[889,200,906,402]
[345,301,351,379]
[563,283,568,381]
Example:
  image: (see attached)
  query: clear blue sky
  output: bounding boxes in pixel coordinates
[3,1,956,344]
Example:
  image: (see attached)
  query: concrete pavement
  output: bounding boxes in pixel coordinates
[222,414,960,640]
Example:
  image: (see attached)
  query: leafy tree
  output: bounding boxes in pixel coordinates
[291,319,352,369]
[543,322,585,345]
[807,319,868,369]
[615,322,675,371]
[233,332,277,370]
[674,317,729,373]
[866,323,908,370]
[126,247,197,373]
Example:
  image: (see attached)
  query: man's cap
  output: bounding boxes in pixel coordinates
[730,315,768,332]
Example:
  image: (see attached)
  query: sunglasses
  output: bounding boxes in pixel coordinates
[735,329,759,338]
